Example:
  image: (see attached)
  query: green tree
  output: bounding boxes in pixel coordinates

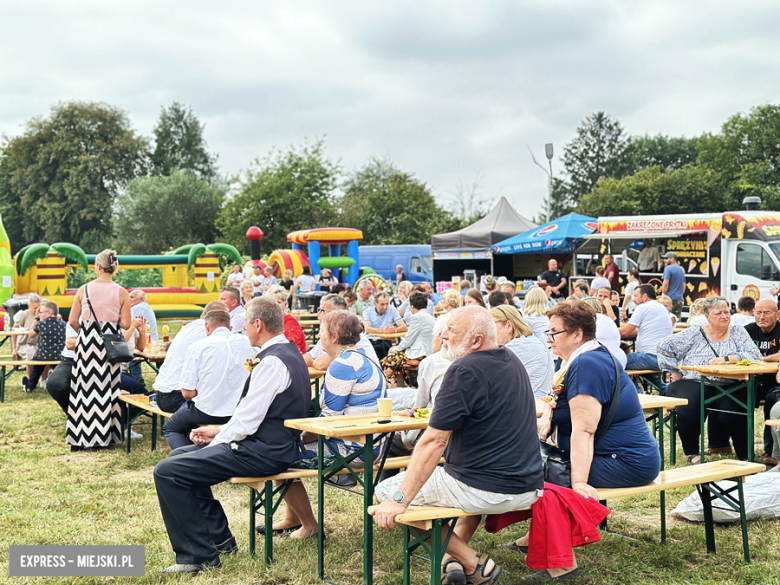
[627,134,700,172]
[217,140,339,253]
[562,111,633,201]
[338,157,463,245]
[0,101,147,251]
[150,101,218,182]
[577,165,725,218]
[113,170,225,255]
[698,104,780,211]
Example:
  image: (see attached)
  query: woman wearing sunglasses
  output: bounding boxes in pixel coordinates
[657,296,761,463]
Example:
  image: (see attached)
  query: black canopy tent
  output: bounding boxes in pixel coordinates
[431,197,537,282]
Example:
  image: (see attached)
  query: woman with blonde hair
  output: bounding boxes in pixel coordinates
[67,250,132,451]
[521,286,551,346]
[439,289,463,313]
[490,305,553,398]
[688,298,707,327]
[392,281,412,310]
[240,280,254,306]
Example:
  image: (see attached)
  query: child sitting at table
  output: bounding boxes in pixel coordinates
[24,301,66,393]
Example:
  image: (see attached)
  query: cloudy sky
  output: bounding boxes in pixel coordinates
[2,1,780,219]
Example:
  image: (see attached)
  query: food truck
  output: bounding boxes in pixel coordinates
[586,210,780,309]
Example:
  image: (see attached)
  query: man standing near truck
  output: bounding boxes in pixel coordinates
[662,252,686,319]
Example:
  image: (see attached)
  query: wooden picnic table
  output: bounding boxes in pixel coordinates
[0,330,33,353]
[0,359,61,402]
[681,362,778,463]
[284,412,428,585]
[372,331,406,341]
[134,348,167,373]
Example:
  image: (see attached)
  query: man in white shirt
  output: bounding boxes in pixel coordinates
[162,308,255,449]
[619,284,673,392]
[219,287,246,334]
[637,239,661,272]
[250,265,264,296]
[152,302,225,413]
[304,294,378,370]
[154,297,311,574]
[128,290,158,382]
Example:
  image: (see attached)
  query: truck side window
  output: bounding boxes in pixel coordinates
[410,257,424,273]
[736,243,775,280]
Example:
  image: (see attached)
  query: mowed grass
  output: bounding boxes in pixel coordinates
[1,324,779,584]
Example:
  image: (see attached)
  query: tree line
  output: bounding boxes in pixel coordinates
[545,105,780,221]
[0,101,468,256]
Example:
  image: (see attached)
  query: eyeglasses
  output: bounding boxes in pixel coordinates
[755,310,777,317]
[545,329,570,341]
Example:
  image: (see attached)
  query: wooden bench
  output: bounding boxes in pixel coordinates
[370,460,765,584]
[229,455,436,563]
[0,360,61,402]
[118,393,175,454]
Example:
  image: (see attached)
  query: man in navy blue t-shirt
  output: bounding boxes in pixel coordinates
[371,306,543,585]
[662,252,686,319]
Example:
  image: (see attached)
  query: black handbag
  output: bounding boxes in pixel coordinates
[540,346,622,488]
[84,284,134,364]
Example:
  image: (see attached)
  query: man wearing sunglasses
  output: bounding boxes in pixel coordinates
[24,301,66,393]
[743,298,780,465]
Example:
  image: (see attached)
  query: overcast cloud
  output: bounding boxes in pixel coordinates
[2,1,780,219]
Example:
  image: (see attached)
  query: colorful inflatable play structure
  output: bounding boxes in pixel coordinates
[9,240,242,319]
[267,227,363,287]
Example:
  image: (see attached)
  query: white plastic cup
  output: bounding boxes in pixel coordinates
[377,398,393,418]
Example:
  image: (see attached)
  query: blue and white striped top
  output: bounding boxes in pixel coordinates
[303,348,388,459]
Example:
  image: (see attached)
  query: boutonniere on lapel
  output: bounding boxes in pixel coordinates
[542,370,566,408]
[245,357,260,373]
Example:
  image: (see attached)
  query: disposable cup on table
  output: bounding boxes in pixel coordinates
[377,398,393,418]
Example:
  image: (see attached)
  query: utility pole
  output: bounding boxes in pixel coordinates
[528,144,555,222]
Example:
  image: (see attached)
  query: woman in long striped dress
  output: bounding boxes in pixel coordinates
[67,250,132,452]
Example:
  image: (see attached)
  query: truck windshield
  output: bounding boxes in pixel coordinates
[768,244,780,274]
[422,255,433,271]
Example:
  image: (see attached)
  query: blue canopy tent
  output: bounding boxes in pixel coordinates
[492,213,598,255]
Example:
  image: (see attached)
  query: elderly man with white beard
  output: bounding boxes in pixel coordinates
[371,306,543,585]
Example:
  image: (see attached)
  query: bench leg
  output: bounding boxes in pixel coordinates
[430,519,443,585]
[737,478,750,563]
[403,524,411,585]
[151,414,157,451]
[669,411,677,466]
[125,402,132,454]
[660,491,666,545]
[656,408,664,472]
[402,518,459,585]
[249,487,257,557]
[246,480,293,563]
[0,365,5,403]
[699,485,717,555]
[264,480,274,565]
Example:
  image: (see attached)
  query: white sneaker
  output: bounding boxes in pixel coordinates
[41,379,47,389]
[124,429,143,440]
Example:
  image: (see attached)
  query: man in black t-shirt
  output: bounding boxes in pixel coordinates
[371,306,543,584]
[743,298,780,464]
[540,259,567,303]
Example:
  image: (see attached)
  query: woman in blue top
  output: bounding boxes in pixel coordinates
[259,310,387,540]
[505,301,659,578]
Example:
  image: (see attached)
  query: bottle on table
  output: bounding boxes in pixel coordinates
[162,322,170,343]
[145,324,152,346]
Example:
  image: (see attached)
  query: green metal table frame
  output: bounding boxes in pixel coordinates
[646,406,678,467]
[599,476,752,563]
[633,371,664,395]
[120,399,163,454]
[699,375,756,463]
[0,363,60,403]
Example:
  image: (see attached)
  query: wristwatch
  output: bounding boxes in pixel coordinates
[393,490,410,507]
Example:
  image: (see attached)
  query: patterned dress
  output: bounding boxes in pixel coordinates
[66,283,123,448]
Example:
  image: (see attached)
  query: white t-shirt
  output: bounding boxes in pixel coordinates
[523,314,550,347]
[591,277,611,291]
[153,320,208,394]
[226,272,244,286]
[623,280,639,312]
[62,323,78,359]
[250,274,263,294]
[731,313,755,328]
[629,300,674,355]
[179,327,255,417]
[637,246,660,271]
[131,302,158,341]
[297,274,317,293]
[595,313,627,368]
[689,314,708,327]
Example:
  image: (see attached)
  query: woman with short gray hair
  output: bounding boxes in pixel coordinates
[657,296,761,463]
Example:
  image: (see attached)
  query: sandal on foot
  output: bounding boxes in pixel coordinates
[687,454,702,465]
[499,541,528,553]
[465,554,502,585]
[521,568,580,581]
[442,559,466,585]
[256,523,301,535]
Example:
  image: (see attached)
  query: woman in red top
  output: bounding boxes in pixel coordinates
[266,285,307,353]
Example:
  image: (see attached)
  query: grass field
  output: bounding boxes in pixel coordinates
[1,323,779,584]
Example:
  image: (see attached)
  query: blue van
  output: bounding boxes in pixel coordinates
[359,245,433,285]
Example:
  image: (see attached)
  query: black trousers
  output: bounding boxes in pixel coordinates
[156,391,186,414]
[162,401,232,450]
[46,358,74,415]
[28,363,50,390]
[755,380,780,455]
[370,339,392,361]
[667,379,750,460]
[378,432,413,482]
[153,443,289,564]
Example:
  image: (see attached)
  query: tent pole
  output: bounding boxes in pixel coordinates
[490,254,494,276]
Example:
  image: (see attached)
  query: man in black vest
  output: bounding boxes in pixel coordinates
[154,297,311,574]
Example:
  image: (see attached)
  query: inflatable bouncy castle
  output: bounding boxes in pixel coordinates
[268,228,362,287]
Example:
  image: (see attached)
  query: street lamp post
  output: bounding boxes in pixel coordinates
[528,144,555,222]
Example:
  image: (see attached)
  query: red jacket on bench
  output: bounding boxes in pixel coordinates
[484,482,610,569]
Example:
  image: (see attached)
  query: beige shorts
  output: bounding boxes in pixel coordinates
[375,466,541,515]
[16,344,36,360]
